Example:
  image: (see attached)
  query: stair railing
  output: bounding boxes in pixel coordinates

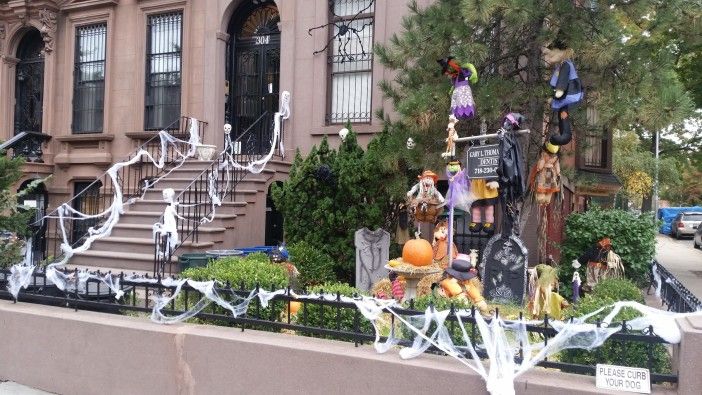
[153,99,288,275]
[26,116,206,267]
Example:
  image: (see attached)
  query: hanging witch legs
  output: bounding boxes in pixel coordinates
[542,34,583,146]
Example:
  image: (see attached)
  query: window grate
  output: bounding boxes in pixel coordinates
[145,12,182,131]
[326,0,375,124]
[581,134,607,168]
[73,23,107,134]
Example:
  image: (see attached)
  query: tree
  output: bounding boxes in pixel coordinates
[0,153,33,268]
[374,0,700,195]
[271,128,405,283]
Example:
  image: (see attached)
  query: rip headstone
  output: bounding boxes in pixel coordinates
[355,228,391,292]
[480,233,528,305]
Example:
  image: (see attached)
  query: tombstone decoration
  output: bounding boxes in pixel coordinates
[480,113,529,305]
[355,228,391,292]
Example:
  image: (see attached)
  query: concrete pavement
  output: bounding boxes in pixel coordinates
[655,234,702,299]
[0,382,54,395]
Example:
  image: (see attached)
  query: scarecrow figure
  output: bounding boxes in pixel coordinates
[407,170,445,224]
[437,253,490,316]
[438,57,478,120]
[433,219,458,268]
[573,237,625,291]
[542,34,583,146]
[528,263,569,319]
[530,142,561,206]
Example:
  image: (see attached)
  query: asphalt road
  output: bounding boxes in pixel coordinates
[655,234,702,299]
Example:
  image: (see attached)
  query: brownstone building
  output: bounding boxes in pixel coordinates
[0,0,617,271]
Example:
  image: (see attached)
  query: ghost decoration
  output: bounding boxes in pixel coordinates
[153,188,185,259]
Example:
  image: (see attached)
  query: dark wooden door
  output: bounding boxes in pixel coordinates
[14,29,45,135]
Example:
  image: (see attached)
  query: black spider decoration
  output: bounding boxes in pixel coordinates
[308,0,375,63]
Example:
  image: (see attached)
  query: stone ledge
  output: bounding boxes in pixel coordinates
[55,133,115,142]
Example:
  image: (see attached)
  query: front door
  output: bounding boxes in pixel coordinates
[14,29,45,135]
[227,3,280,154]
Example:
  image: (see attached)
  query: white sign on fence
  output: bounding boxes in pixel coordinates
[596,364,651,394]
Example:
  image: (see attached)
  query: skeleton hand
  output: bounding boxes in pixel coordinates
[486,181,499,190]
[555,89,564,99]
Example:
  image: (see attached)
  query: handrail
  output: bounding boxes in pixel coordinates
[0,132,29,151]
[154,111,281,275]
[651,260,702,313]
[29,116,206,266]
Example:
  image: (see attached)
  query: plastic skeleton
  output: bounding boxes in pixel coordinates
[153,188,188,259]
[308,0,375,62]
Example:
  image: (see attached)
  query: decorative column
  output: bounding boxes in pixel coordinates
[38,8,57,137]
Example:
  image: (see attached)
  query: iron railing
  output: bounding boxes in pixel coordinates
[650,260,702,313]
[28,116,206,266]
[0,267,677,385]
[154,112,283,275]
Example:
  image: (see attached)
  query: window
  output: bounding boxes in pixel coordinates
[145,12,182,130]
[73,23,107,134]
[580,129,609,169]
[327,0,375,124]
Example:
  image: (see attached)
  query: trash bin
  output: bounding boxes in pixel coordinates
[238,246,277,256]
[205,249,244,259]
[178,253,211,271]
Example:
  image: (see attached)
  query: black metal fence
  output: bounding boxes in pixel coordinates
[0,267,677,385]
[651,260,702,313]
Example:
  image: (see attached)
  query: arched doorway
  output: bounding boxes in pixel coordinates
[14,29,45,135]
[226,2,280,154]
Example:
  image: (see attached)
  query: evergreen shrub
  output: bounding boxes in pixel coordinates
[559,208,657,291]
[288,241,336,287]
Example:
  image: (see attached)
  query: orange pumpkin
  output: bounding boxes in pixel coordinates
[289,301,301,315]
[402,237,433,266]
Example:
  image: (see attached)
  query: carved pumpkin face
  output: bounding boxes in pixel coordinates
[402,238,433,266]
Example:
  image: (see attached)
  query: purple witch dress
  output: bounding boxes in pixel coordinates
[450,68,476,119]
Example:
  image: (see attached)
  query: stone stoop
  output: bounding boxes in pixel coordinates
[68,158,291,273]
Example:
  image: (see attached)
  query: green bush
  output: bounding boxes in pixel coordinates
[559,208,657,292]
[559,290,671,373]
[294,282,374,339]
[180,253,288,328]
[182,253,289,289]
[288,241,336,287]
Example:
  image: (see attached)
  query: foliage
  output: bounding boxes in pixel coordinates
[559,208,657,290]
[591,278,644,304]
[272,127,406,283]
[0,153,34,268]
[560,289,671,373]
[182,253,289,289]
[375,0,700,212]
[295,282,374,339]
[287,241,336,288]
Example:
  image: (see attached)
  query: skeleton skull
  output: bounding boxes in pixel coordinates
[339,128,349,141]
[406,137,416,149]
[223,124,232,134]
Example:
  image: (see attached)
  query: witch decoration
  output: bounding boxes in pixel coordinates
[528,141,562,257]
[442,160,474,267]
[528,263,569,320]
[407,170,445,224]
[438,57,478,120]
[572,237,625,291]
[542,35,583,146]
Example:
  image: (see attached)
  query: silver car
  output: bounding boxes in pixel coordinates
[671,212,702,239]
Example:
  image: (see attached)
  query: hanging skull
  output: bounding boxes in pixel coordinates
[406,137,416,149]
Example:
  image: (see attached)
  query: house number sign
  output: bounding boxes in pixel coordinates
[254,35,270,45]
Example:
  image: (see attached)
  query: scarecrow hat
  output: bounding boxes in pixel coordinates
[445,254,477,281]
[418,170,439,184]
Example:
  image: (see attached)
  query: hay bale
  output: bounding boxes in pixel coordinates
[371,278,393,299]
[416,272,444,297]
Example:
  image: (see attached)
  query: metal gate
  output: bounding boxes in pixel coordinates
[14,29,44,135]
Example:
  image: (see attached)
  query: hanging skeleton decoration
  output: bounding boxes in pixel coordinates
[153,188,186,260]
[308,0,375,62]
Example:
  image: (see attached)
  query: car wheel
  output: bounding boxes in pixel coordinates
[695,239,701,249]
[675,230,680,240]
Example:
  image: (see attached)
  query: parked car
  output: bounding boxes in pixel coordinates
[671,212,702,239]
[694,225,702,249]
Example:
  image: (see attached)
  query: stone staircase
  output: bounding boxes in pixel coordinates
[68,158,290,272]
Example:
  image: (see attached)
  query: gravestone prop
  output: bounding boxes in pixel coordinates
[355,228,391,292]
[479,114,529,304]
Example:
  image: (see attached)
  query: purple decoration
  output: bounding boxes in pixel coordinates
[445,169,473,212]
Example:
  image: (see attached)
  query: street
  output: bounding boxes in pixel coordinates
[655,234,702,299]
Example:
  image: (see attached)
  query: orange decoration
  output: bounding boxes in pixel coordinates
[402,237,434,266]
[440,278,463,297]
[289,301,301,315]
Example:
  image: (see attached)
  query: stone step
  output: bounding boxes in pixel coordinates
[110,223,227,241]
[91,236,217,255]
[127,199,247,213]
[120,210,240,226]
[69,250,178,273]
[140,187,260,203]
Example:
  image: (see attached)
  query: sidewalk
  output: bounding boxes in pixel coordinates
[0,381,54,395]
[655,234,702,299]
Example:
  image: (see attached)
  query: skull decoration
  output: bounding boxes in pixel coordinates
[406,137,416,150]
[339,128,349,141]
[223,124,232,135]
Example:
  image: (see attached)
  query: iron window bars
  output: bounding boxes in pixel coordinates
[145,12,183,131]
[320,0,375,124]
[73,23,107,134]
